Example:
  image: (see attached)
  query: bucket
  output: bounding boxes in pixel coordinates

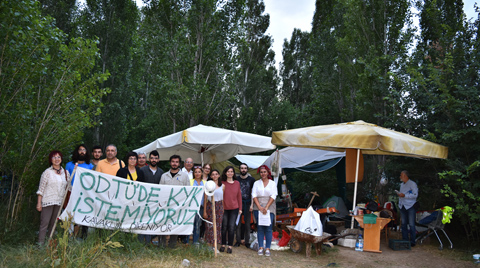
[473,254,480,263]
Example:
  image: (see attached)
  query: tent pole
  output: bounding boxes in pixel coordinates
[212,195,217,257]
[351,149,360,229]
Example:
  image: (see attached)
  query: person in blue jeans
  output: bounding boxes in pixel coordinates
[397,170,418,247]
[252,165,277,257]
[192,166,205,244]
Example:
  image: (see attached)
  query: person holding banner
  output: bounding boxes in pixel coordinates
[36,150,69,244]
[252,165,277,257]
[96,144,124,176]
[220,166,242,254]
[204,169,223,248]
[159,155,190,248]
[116,152,145,182]
[65,144,94,238]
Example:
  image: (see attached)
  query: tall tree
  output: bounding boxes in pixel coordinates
[228,0,278,135]
[138,0,235,137]
[407,0,480,240]
[38,0,77,36]
[0,0,108,230]
[77,0,140,151]
[279,28,312,128]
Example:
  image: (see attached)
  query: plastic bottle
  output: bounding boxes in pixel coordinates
[355,234,364,252]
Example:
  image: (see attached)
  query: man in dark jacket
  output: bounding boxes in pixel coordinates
[234,163,256,248]
[139,150,164,184]
[136,150,164,245]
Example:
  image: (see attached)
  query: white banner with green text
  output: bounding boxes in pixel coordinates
[60,167,203,235]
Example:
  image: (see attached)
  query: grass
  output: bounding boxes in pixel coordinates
[0,217,214,268]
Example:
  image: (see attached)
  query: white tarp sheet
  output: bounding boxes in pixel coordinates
[235,147,345,170]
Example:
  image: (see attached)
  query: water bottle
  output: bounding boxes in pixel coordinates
[355,234,364,252]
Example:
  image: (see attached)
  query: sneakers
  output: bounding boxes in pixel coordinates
[265,249,271,257]
[257,248,264,256]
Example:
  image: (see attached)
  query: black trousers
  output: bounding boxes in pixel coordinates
[221,208,239,246]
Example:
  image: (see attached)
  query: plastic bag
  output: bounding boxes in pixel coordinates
[272,231,280,243]
[250,232,258,251]
[294,206,323,236]
[278,230,291,247]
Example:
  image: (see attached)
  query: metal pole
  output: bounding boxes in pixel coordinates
[212,195,217,257]
[351,149,360,229]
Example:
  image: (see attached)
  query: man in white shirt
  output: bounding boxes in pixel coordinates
[397,170,418,247]
[181,157,194,180]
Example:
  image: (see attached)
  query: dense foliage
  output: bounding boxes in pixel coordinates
[1,0,479,243]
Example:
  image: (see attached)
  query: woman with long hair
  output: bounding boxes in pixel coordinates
[192,166,205,244]
[200,163,211,239]
[36,150,69,244]
[219,166,242,254]
[202,163,211,181]
[252,165,277,257]
[203,169,223,250]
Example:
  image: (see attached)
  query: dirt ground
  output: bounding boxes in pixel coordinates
[197,231,478,268]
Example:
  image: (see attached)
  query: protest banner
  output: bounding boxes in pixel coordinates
[60,167,204,235]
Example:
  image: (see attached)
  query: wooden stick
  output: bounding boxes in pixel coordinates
[49,164,76,239]
[308,191,319,208]
[212,195,217,257]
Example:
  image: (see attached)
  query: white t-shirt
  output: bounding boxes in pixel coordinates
[252,179,277,200]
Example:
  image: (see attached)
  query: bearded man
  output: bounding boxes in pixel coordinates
[65,144,94,185]
[65,144,94,238]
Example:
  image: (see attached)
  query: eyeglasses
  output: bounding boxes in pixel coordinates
[128,157,137,160]
[52,156,62,159]
[194,166,202,169]
[78,148,87,152]
[185,161,193,164]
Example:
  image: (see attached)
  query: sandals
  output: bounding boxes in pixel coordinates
[227,247,232,254]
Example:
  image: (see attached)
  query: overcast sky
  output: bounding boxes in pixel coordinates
[131,0,478,70]
[263,0,478,71]
[263,0,316,70]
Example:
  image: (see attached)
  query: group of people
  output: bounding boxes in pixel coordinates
[36,144,278,257]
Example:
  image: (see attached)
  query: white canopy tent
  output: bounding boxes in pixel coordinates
[134,124,276,165]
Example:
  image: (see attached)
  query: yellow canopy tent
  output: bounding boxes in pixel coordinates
[272,120,448,228]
